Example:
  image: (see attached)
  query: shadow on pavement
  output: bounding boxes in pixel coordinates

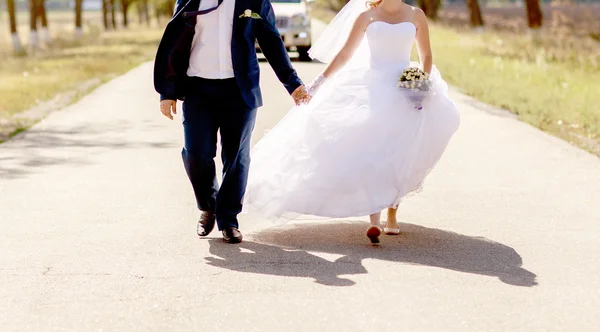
[206,221,537,287]
[0,120,177,180]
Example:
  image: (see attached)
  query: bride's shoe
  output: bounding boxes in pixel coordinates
[366,225,382,245]
[384,224,400,235]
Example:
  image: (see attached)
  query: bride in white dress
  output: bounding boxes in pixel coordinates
[244,0,460,244]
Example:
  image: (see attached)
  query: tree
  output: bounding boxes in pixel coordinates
[7,0,26,54]
[103,0,117,30]
[154,0,175,24]
[27,0,51,46]
[38,0,51,43]
[137,0,150,26]
[23,0,50,47]
[74,0,83,38]
[466,0,484,28]
[417,0,440,20]
[28,0,41,48]
[110,0,117,28]
[102,0,109,28]
[121,0,133,28]
[524,0,543,29]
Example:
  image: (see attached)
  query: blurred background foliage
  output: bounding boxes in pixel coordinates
[1,0,599,153]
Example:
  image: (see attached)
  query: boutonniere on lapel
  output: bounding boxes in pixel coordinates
[239,9,261,19]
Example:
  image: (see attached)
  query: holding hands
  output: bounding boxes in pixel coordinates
[292,74,329,106]
[291,85,312,105]
[161,83,315,119]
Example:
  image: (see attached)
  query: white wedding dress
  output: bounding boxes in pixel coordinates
[244,21,460,222]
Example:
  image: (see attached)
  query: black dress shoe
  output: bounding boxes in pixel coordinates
[197,211,216,237]
[222,227,243,244]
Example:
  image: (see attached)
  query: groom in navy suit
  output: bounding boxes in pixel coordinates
[154,0,310,243]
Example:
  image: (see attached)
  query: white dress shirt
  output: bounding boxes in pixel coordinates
[187,0,236,79]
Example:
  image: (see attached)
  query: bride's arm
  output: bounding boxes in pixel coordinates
[414,8,433,74]
[306,13,370,95]
[322,12,371,78]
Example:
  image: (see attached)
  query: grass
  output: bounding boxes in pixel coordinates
[3,7,599,154]
[0,11,163,141]
[425,25,600,154]
[313,3,600,155]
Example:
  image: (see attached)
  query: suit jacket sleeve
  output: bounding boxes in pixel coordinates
[158,0,188,101]
[255,0,303,95]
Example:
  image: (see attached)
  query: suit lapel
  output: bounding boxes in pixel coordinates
[169,0,200,23]
[232,0,247,32]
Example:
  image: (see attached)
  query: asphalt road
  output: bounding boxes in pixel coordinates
[1,23,600,332]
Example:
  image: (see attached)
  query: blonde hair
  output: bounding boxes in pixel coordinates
[367,0,383,8]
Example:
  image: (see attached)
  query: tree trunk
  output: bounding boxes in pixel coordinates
[7,0,26,54]
[28,0,40,48]
[39,0,48,27]
[121,0,130,28]
[137,0,149,25]
[102,0,109,29]
[428,0,440,20]
[466,0,484,27]
[524,0,543,29]
[39,0,51,43]
[29,0,38,31]
[417,0,440,20]
[110,0,117,28]
[74,0,84,38]
[7,0,18,34]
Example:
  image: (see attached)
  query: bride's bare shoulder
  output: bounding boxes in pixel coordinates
[409,6,427,20]
[356,9,377,28]
[408,5,428,27]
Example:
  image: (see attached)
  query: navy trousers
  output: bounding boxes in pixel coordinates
[181,77,257,230]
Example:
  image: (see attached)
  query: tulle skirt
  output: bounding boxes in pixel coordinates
[244,63,460,223]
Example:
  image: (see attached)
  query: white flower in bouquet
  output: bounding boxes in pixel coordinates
[397,67,432,110]
[396,67,431,91]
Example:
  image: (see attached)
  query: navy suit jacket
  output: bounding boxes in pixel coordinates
[153,0,303,109]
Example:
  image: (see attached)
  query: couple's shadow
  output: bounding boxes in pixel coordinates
[205,221,537,287]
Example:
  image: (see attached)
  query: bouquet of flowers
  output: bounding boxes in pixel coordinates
[396,67,431,110]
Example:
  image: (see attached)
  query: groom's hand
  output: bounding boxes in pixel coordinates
[291,86,311,106]
[160,99,177,120]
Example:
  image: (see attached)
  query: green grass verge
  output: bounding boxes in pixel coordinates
[313,4,600,155]
[426,25,600,155]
